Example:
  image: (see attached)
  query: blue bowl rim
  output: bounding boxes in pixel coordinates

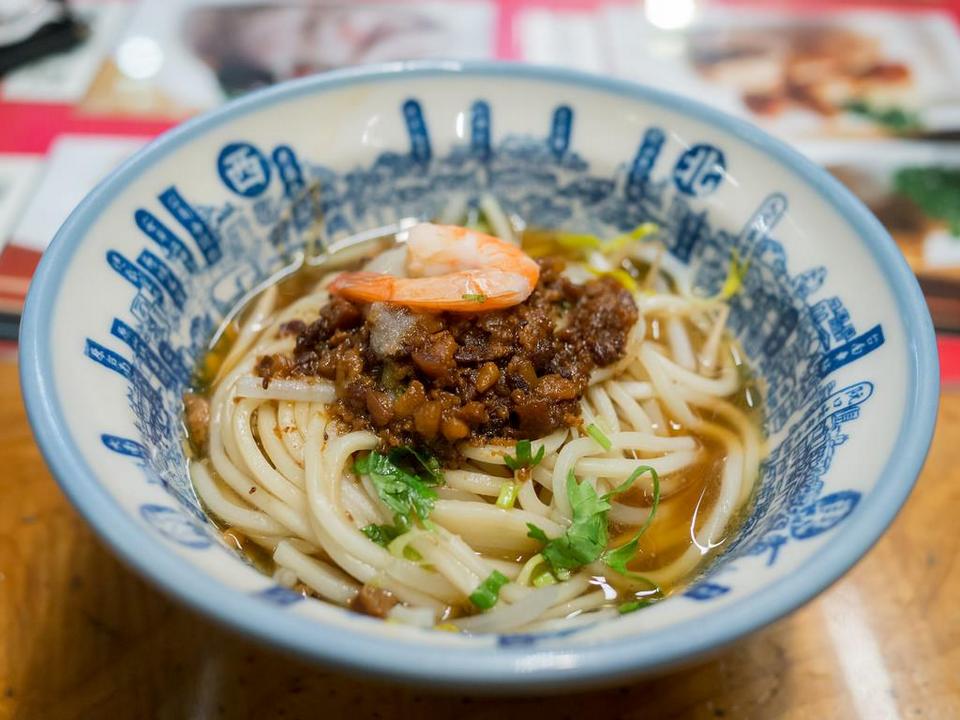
[19,60,939,689]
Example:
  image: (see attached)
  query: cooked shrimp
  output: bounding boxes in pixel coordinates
[328,223,540,312]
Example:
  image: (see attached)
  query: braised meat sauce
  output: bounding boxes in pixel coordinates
[255,258,638,459]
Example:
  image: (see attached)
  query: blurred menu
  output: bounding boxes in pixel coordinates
[519,3,960,140]
[516,2,960,336]
[1,0,959,347]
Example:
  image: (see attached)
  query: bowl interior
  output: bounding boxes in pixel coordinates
[20,63,937,687]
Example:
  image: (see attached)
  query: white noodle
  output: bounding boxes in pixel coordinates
[274,540,359,604]
[256,402,305,486]
[387,604,437,627]
[234,376,336,403]
[666,316,697,371]
[191,461,288,536]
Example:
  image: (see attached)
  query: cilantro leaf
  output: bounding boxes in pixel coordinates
[386,446,443,484]
[357,450,440,521]
[524,473,612,578]
[361,523,401,546]
[525,467,659,580]
[361,513,412,547]
[526,522,549,543]
[462,293,487,303]
[603,466,661,580]
[539,473,612,576]
[469,570,510,610]
[503,439,546,472]
[354,454,370,475]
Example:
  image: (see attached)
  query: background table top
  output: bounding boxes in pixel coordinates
[0,360,957,719]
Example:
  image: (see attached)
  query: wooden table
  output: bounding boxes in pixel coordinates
[1,360,957,719]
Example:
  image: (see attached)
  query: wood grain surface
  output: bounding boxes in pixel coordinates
[1,360,957,719]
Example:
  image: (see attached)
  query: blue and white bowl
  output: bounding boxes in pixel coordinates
[20,62,939,691]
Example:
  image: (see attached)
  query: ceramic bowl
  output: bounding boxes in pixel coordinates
[20,61,939,691]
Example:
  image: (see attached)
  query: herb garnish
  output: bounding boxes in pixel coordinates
[526,466,660,581]
[361,513,412,547]
[469,570,510,610]
[586,423,612,451]
[361,523,401,546]
[495,481,520,509]
[462,293,487,303]
[525,472,615,579]
[355,447,443,524]
[603,467,661,580]
[385,446,443,483]
[503,439,545,472]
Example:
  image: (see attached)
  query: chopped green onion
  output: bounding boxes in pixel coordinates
[464,207,491,234]
[496,481,519,509]
[532,569,557,587]
[469,570,510,610]
[503,439,545,472]
[586,423,612,451]
[462,293,487,303]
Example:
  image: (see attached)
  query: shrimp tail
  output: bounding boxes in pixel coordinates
[327,272,396,304]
